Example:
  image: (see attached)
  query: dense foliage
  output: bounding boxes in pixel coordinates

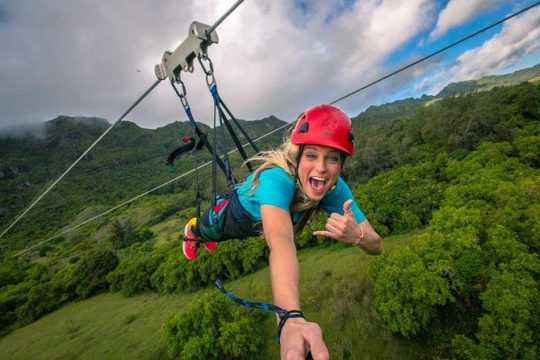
[163,291,265,360]
[368,83,539,358]
[151,237,268,293]
[107,242,164,296]
[0,68,538,358]
[0,116,285,256]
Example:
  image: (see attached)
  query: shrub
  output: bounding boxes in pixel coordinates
[15,282,58,324]
[108,219,153,250]
[0,259,26,288]
[51,248,119,300]
[0,281,33,331]
[152,238,267,294]
[163,291,265,359]
[107,242,164,296]
[452,254,539,360]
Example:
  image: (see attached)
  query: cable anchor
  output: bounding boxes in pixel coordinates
[155,22,219,82]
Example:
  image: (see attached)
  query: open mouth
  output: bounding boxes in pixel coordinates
[309,176,327,193]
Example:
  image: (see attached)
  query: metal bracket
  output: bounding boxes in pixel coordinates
[155,21,219,82]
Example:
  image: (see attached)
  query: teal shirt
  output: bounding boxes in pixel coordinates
[236,167,366,223]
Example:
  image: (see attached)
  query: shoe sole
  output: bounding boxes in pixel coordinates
[182,242,197,260]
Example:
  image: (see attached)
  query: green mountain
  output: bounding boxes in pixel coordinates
[0,114,286,255]
[351,95,433,129]
[1,63,539,256]
[351,63,540,132]
[437,63,540,97]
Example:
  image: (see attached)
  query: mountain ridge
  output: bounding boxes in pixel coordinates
[436,63,540,97]
[1,63,538,253]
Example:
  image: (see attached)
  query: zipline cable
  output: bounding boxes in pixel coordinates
[208,0,245,35]
[0,0,247,241]
[4,1,537,259]
[330,1,540,105]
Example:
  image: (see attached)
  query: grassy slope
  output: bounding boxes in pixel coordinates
[0,233,425,359]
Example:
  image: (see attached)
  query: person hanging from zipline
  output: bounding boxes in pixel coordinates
[183,104,382,360]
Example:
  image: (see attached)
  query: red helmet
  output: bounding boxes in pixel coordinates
[290,104,354,155]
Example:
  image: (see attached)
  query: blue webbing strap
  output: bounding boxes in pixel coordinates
[215,279,306,343]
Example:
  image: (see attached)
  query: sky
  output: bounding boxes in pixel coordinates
[0,0,539,132]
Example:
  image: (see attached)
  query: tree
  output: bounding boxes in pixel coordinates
[52,248,119,299]
[355,161,445,235]
[163,291,265,360]
[107,242,163,296]
[453,254,539,360]
[369,243,455,337]
[108,219,136,250]
[369,134,539,358]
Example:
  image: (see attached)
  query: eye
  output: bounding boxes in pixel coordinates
[305,153,317,160]
[327,154,340,163]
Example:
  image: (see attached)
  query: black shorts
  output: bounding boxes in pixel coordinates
[196,190,263,241]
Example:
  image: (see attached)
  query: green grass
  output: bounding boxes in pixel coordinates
[530,75,540,84]
[0,292,194,359]
[0,232,424,359]
[423,98,442,107]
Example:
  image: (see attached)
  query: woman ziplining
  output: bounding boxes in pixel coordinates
[180,104,383,360]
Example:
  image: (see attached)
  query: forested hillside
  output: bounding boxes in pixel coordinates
[355,82,539,359]
[437,63,540,96]
[0,65,538,359]
[0,115,286,255]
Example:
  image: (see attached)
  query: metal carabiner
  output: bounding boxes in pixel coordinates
[198,53,216,89]
[174,79,190,109]
[198,52,214,75]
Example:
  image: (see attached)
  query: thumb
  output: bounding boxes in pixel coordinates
[343,199,353,216]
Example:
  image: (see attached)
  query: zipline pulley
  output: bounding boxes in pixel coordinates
[155,21,219,82]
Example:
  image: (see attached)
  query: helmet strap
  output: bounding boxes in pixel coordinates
[294,144,305,180]
[340,152,347,170]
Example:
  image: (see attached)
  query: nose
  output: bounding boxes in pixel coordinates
[315,157,327,173]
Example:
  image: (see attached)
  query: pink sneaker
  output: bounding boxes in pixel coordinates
[183,218,199,261]
[203,240,218,253]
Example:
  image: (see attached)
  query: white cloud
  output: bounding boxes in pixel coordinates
[430,0,504,40]
[3,0,536,132]
[0,0,436,130]
[420,6,540,95]
[210,0,435,121]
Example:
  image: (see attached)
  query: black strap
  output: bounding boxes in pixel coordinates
[198,53,259,173]
[166,137,196,166]
[217,104,254,172]
[215,97,259,172]
[213,92,237,191]
[277,310,305,342]
[218,97,260,154]
[170,80,228,176]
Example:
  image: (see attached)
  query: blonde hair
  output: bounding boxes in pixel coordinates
[246,139,319,234]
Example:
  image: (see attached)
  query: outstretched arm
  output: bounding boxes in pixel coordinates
[313,199,383,255]
[261,204,329,360]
